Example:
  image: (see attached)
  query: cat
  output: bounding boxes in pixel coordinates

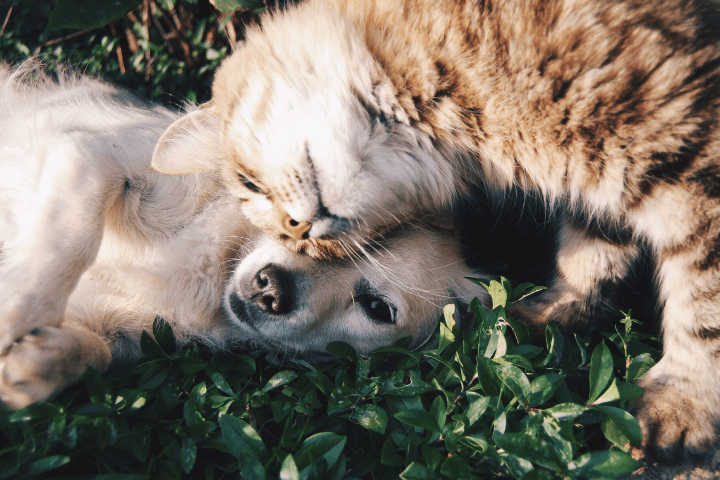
[151,0,720,460]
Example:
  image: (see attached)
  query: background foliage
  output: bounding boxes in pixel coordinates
[0,0,277,103]
[0,1,662,478]
[0,279,659,479]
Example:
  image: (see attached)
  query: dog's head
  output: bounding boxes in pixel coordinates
[225,222,487,357]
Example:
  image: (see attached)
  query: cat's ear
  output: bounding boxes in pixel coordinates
[151,101,222,175]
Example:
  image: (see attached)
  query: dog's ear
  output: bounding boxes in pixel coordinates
[151,102,222,175]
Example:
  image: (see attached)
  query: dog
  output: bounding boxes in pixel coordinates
[0,62,488,409]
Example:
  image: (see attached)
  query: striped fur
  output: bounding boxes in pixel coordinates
[152,0,720,461]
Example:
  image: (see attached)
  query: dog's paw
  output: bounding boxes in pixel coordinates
[0,295,64,355]
[630,376,719,462]
[0,326,111,409]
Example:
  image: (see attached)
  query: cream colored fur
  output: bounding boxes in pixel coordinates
[0,63,487,408]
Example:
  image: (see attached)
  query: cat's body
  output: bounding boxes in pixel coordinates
[152,0,720,460]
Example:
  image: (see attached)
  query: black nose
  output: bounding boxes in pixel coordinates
[250,265,292,314]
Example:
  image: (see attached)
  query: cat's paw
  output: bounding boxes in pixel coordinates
[631,377,719,462]
[0,326,111,409]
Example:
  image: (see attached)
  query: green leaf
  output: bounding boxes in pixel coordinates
[536,322,564,367]
[46,0,142,35]
[381,438,405,467]
[213,0,264,14]
[438,314,456,352]
[306,370,334,397]
[394,409,442,433]
[485,279,509,309]
[617,382,645,401]
[495,362,531,404]
[626,353,656,382]
[511,283,546,302]
[568,450,640,479]
[180,437,197,474]
[499,452,535,479]
[494,432,564,472]
[400,462,436,480]
[465,393,491,425]
[593,405,642,447]
[443,303,457,330]
[139,330,166,359]
[218,415,268,479]
[528,373,565,407]
[588,342,614,404]
[328,386,357,415]
[262,370,298,392]
[590,378,622,405]
[477,308,501,359]
[352,404,388,434]
[296,432,347,476]
[421,444,444,471]
[429,396,446,440]
[325,341,358,362]
[26,455,71,476]
[152,316,177,355]
[505,316,532,345]
[210,372,234,396]
[544,403,586,422]
[280,454,300,480]
[477,356,501,397]
[440,455,474,477]
[542,416,574,463]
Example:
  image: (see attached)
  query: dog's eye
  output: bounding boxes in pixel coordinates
[238,172,264,194]
[358,294,396,325]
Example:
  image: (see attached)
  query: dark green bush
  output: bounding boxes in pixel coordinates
[0,279,659,479]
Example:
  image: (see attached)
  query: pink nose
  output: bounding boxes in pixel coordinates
[273,207,312,240]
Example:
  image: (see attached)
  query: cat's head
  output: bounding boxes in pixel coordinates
[151,4,456,258]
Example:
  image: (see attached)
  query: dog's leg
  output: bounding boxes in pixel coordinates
[0,144,122,353]
[0,323,111,409]
[510,220,638,331]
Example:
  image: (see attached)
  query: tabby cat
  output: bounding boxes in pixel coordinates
[152,0,720,460]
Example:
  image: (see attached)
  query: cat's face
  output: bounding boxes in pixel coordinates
[151,9,457,258]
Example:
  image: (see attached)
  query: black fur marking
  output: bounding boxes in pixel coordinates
[688,165,720,199]
[696,233,720,271]
[551,78,573,103]
[696,325,720,341]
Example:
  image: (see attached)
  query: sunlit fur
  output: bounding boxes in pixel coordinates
[152,0,720,461]
[0,63,488,409]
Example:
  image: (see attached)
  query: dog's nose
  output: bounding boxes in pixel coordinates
[250,265,292,314]
[273,206,312,240]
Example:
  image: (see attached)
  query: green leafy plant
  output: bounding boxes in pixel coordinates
[0,0,271,104]
[0,278,659,479]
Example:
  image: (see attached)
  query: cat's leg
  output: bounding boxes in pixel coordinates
[0,323,112,409]
[630,251,720,460]
[510,220,638,331]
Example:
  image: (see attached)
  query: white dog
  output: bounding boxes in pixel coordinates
[0,63,486,409]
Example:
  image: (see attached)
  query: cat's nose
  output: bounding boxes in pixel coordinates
[273,207,312,240]
[249,265,293,314]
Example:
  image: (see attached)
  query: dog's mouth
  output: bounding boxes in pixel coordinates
[226,291,257,330]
